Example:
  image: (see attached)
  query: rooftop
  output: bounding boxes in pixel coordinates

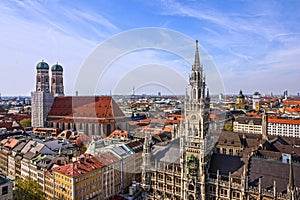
[53,154,105,177]
[47,96,126,123]
[249,157,300,193]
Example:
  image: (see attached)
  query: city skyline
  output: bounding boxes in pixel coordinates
[1,0,300,96]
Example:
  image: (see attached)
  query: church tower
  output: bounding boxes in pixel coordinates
[235,90,245,110]
[51,63,64,96]
[35,60,50,93]
[31,60,54,127]
[180,40,211,200]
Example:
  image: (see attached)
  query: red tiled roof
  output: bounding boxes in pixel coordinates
[268,117,300,125]
[47,96,125,123]
[0,121,13,130]
[53,154,105,177]
[0,139,7,145]
[282,100,300,105]
[106,130,128,139]
[285,107,300,114]
[4,138,19,148]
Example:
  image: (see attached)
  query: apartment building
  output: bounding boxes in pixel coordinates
[268,117,300,138]
[52,154,104,200]
[233,116,262,134]
[95,152,121,199]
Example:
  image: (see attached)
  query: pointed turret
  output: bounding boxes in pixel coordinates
[189,40,205,101]
[206,88,210,101]
[193,40,201,70]
[142,132,151,194]
[288,158,295,191]
[287,157,299,200]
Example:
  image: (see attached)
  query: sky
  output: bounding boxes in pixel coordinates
[1,0,300,96]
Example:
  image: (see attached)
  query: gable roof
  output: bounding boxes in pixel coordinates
[235,116,262,125]
[249,157,300,193]
[218,131,242,148]
[53,154,105,177]
[47,96,126,123]
[208,153,246,177]
[151,138,180,164]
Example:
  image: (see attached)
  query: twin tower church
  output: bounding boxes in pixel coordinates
[31,60,127,136]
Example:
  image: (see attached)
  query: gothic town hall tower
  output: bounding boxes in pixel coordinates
[180,40,211,200]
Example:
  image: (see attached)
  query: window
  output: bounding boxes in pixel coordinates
[220,188,227,197]
[2,186,8,195]
[188,184,194,191]
[222,148,227,154]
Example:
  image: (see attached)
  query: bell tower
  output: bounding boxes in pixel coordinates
[35,60,50,93]
[180,40,211,200]
[51,63,64,96]
[31,60,54,128]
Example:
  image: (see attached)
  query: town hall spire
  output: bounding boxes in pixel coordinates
[193,40,201,70]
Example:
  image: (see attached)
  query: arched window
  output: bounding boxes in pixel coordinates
[188,194,194,200]
[188,184,194,191]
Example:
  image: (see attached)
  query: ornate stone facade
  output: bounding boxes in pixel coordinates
[141,41,299,200]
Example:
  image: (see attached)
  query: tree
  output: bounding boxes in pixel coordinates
[224,122,233,131]
[19,118,31,128]
[79,144,87,154]
[13,177,44,200]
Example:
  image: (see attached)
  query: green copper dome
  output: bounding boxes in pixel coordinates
[51,63,63,72]
[36,61,49,70]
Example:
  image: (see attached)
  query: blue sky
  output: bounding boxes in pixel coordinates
[1,0,300,96]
